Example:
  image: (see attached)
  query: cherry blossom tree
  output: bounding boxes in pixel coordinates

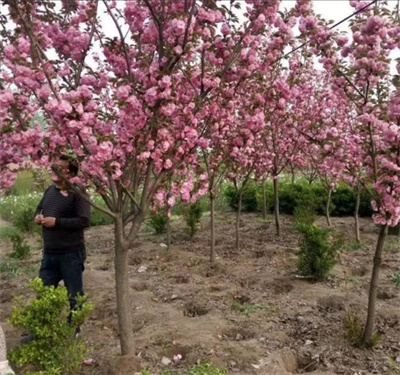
[0,0,296,356]
[298,0,400,345]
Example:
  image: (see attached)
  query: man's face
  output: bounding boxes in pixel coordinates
[51,159,72,185]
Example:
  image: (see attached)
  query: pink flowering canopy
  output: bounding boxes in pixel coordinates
[0,0,291,214]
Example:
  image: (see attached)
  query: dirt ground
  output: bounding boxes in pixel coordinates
[1,212,400,375]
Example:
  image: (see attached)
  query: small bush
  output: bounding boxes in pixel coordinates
[8,278,93,375]
[343,308,363,345]
[296,224,343,280]
[0,193,42,233]
[7,232,31,259]
[293,198,317,228]
[224,182,259,212]
[182,201,204,238]
[343,308,381,348]
[148,211,168,234]
[0,227,31,259]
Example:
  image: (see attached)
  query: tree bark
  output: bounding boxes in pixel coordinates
[262,179,267,220]
[326,187,332,227]
[354,185,361,243]
[114,216,134,355]
[209,192,216,263]
[362,224,388,345]
[273,177,280,236]
[166,208,171,249]
[236,189,243,249]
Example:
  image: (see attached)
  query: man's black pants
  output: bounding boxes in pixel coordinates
[39,248,86,312]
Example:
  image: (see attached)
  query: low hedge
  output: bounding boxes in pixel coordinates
[223,179,374,217]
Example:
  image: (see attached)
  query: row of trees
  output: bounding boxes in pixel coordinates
[1,0,400,358]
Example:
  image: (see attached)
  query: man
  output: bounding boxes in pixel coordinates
[34,155,91,317]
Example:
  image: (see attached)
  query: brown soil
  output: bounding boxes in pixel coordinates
[1,213,400,375]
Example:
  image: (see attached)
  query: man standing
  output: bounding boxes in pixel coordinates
[35,155,91,315]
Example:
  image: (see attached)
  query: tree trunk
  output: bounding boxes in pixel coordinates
[273,177,280,236]
[166,209,171,249]
[236,189,243,249]
[354,186,361,243]
[326,187,332,227]
[290,164,295,185]
[209,192,216,263]
[362,224,388,345]
[262,179,267,220]
[114,216,134,355]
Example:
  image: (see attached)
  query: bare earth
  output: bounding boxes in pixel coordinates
[1,212,399,375]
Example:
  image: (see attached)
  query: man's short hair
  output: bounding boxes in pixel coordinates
[59,155,79,177]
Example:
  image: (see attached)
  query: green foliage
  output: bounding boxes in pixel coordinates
[0,193,42,233]
[0,226,19,240]
[182,200,204,238]
[184,363,227,375]
[343,308,363,345]
[224,181,259,212]
[296,224,343,280]
[0,192,112,230]
[0,260,20,277]
[230,299,277,317]
[148,363,227,375]
[293,197,317,228]
[345,241,362,251]
[223,178,374,217]
[7,231,31,259]
[8,171,36,195]
[8,278,93,375]
[0,226,31,259]
[390,272,400,287]
[343,308,381,348]
[148,211,168,234]
[90,195,114,226]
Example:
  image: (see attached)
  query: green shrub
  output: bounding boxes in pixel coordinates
[343,308,381,348]
[8,278,93,375]
[7,231,31,259]
[343,308,363,345]
[296,224,343,280]
[182,201,204,238]
[223,178,374,218]
[148,211,168,234]
[224,181,260,212]
[90,195,114,226]
[0,193,41,233]
[293,199,317,228]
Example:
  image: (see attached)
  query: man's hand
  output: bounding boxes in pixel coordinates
[40,217,56,228]
[35,214,43,225]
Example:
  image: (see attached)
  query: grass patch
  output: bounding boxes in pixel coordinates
[0,260,21,278]
[384,239,399,252]
[142,362,227,375]
[390,272,400,287]
[231,299,278,317]
[345,241,362,252]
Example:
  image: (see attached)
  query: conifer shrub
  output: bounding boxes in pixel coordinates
[296,221,343,281]
[148,211,168,234]
[182,201,204,238]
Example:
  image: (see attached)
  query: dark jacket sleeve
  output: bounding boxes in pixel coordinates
[35,186,51,216]
[55,192,91,230]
